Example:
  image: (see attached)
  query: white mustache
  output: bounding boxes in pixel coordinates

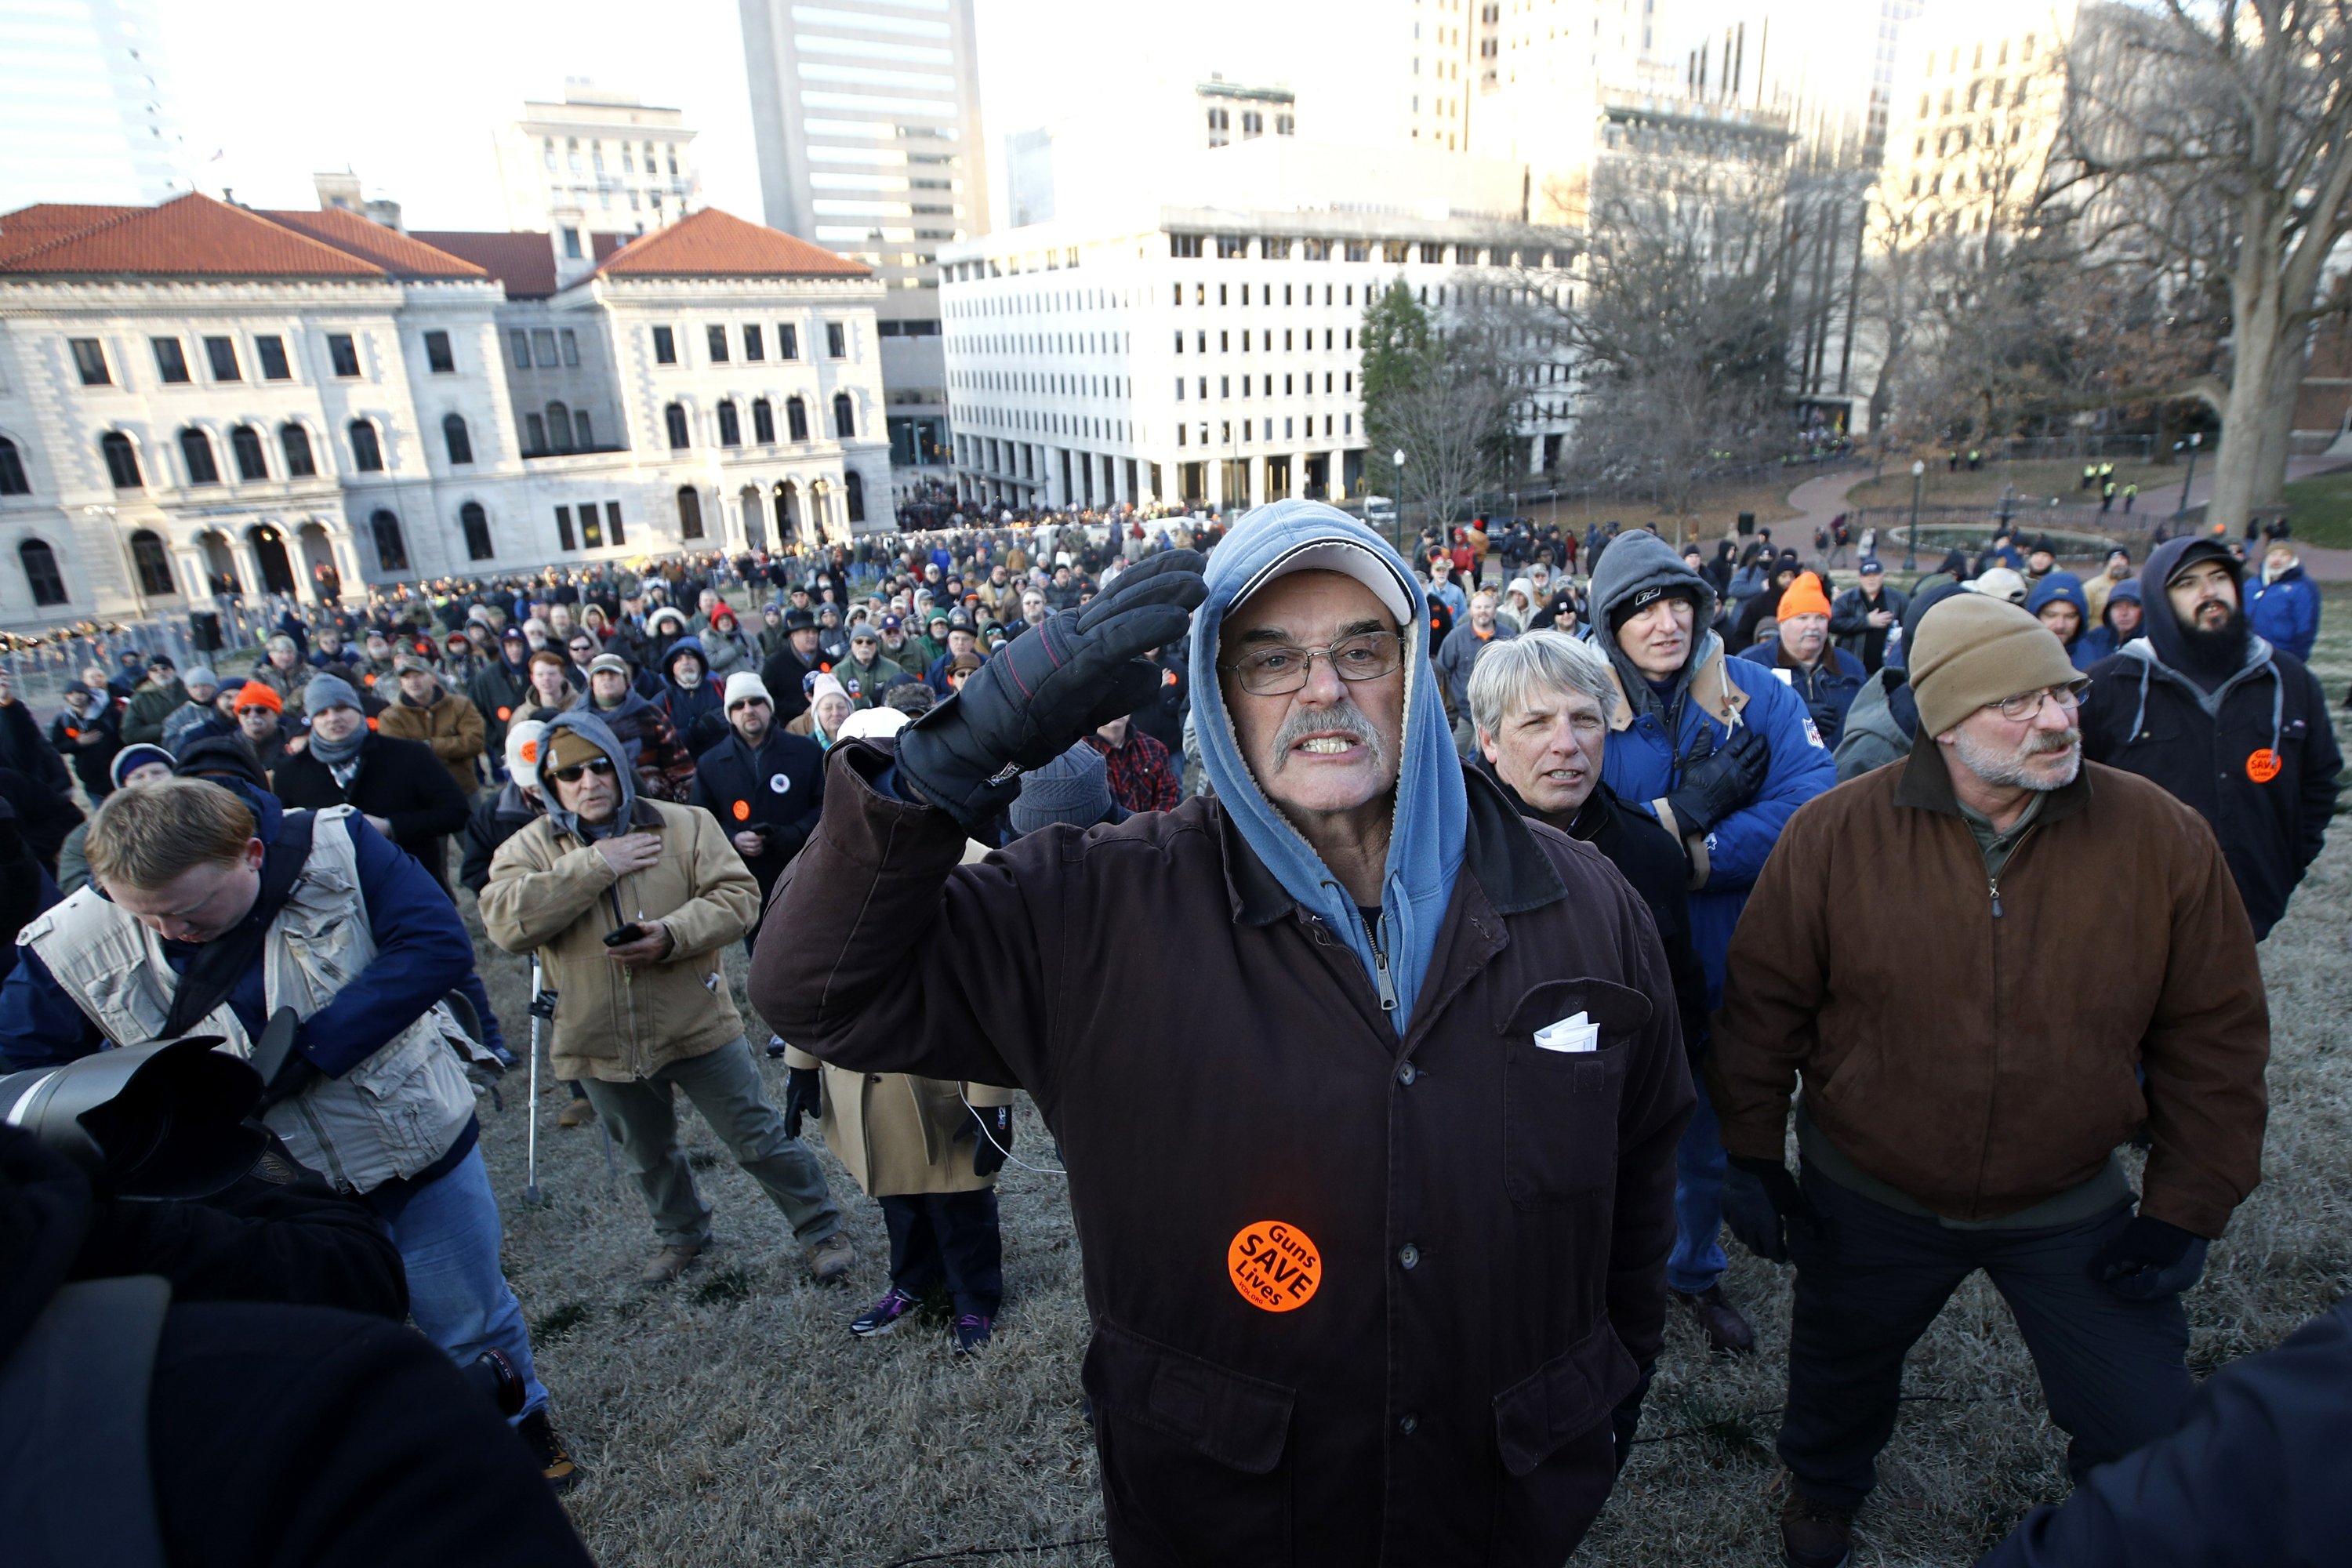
[1269,701,1384,774]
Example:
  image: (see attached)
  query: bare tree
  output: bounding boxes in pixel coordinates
[2049,0,2352,532]
[1361,280,1526,525]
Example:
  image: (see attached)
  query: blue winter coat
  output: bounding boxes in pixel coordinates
[1733,641,1867,748]
[1598,641,1838,1004]
[2024,572,2099,673]
[2247,562,2321,662]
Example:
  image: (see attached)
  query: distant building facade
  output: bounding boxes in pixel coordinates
[0,0,192,213]
[495,82,700,237]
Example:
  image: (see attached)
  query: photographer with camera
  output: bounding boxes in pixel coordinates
[0,777,580,1491]
[480,710,850,1288]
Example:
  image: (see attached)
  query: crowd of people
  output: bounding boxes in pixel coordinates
[0,493,2344,1566]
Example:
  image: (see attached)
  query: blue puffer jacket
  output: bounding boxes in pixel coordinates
[1733,640,1867,748]
[2248,561,2321,662]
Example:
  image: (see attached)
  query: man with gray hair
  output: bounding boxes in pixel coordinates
[1468,631,1710,1086]
[1433,586,1518,753]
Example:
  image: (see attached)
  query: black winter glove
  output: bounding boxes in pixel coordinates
[960,1102,1014,1177]
[782,1067,820,1140]
[2089,1214,2209,1301]
[1664,723,1769,841]
[1721,1156,1827,1262]
[895,550,1207,833]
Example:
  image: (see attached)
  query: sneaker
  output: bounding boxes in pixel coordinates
[1779,1490,1856,1568]
[557,1095,597,1129]
[639,1242,702,1285]
[517,1408,583,1494]
[1671,1285,1757,1355]
[850,1286,919,1338]
[765,1034,789,1059]
[807,1232,855,1285]
[953,1313,993,1355]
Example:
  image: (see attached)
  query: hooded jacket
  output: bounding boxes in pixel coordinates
[1189,500,1468,1036]
[2247,558,2321,662]
[477,710,760,1082]
[2078,537,2340,939]
[572,681,695,803]
[750,502,1693,1566]
[2078,578,2143,664]
[657,636,729,757]
[2024,571,2098,673]
[1585,530,1837,1000]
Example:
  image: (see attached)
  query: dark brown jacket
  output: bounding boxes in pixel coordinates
[751,743,1692,1567]
[1711,734,2269,1239]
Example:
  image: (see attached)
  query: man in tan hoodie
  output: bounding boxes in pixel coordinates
[480,709,850,1287]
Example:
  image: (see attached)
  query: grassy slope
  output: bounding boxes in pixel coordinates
[476,591,2352,1565]
[1846,458,2186,513]
[2279,470,2352,550]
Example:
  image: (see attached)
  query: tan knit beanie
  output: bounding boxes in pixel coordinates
[1908,593,2082,739]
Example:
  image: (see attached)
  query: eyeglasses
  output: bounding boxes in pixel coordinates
[1221,631,1405,696]
[546,757,618,783]
[1985,681,2089,722]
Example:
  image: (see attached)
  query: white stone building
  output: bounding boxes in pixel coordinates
[494,82,700,237]
[939,158,1578,514]
[0,194,892,630]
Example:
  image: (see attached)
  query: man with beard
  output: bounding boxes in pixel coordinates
[688,673,824,939]
[2078,535,2339,940]
[1711,593,2270,1568]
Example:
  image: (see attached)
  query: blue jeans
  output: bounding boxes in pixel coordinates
[1667,1074,1729,1295]
[385,1145,548,1420]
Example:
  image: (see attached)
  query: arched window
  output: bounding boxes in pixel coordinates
[179,426,220,485]
[0,436,27,495]
[665,402,690,449]
[230,424,267,481]
[460,501,493,561]
[845,470,866,524]
[833,393,855,439]
[573,410,593,448]
[20,539,67,606]
[524,413,546,452]
[371,509,408,571]
[546,401,573,453]
[752,397,775,444]
[101,431,142,488]
[442,413,474,465]
[129,529,175,596]
[348,419,383,472]
[677,485,705,540]
[785,396,808,442]
[717,400,741,447]
[278,423,315,477]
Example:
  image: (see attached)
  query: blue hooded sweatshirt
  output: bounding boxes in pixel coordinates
[2024,571,2097,672]
[1189,501,1466,1036]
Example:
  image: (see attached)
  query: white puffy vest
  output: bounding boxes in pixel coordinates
[20,806,477,1194]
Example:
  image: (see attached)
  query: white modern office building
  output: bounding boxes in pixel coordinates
[739,0,989,495]
[0,194,891,630]
[494,82,702,236]
[938,140,1578,515]
[0,0,192,213]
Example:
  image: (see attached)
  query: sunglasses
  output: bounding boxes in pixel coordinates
[546,757,618,783]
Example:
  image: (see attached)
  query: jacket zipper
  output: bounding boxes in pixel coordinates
[1369,913,1399,1014]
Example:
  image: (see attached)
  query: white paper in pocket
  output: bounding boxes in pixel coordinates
[1534,1011,1599,1053]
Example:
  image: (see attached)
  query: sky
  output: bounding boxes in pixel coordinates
[146,0,1354,234]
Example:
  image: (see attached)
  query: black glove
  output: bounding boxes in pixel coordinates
[960,1102,1014,1177]
[253,1051,322,1114]
[1721,1156,1826,1262]
[895,550,1207,832]
[2089,1214,2208,1301]
[1664,723,1769,840]
[1610,1360,1657,1475]
[782,1067,820,1140]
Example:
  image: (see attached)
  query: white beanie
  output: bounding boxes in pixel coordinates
[723,671,772,710]
[836,706,908,742]
[505,719,548,791]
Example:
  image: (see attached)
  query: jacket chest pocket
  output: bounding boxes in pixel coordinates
[1498,978,1648,1209]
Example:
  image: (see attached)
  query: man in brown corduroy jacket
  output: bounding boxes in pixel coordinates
[1711,591,2270,1568]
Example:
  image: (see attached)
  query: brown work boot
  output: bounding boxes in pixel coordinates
[639,1243,702,1285]
[807,1232,855,1285]
[557,1094,597,1128]
[1671,1285,1757,1354]
[1779,1489,1856,1568]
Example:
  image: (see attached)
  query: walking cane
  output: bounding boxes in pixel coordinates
[524,958,557,1207]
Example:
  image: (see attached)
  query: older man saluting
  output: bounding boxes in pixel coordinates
[1712,593,2270,1568]
[753,499,1692,1566]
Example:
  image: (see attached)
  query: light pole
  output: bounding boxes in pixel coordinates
[1906,459,1925,573]
[2173,431,2202,523]
[1392,449,1406,554]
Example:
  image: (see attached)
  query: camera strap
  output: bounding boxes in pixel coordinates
[162,811,318,1040]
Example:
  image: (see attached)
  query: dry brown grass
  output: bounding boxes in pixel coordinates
[1843,458,2187,514]
[1524,480,1805,551]
[471,597,2352,1563]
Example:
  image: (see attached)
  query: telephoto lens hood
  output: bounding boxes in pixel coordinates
[1,1036,266,1200]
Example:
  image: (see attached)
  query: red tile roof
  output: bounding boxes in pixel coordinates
[593,207,869,280]
[0,193,383,278]
[259,207,489,280]
[0,204,142,264]
[407,229,626,299]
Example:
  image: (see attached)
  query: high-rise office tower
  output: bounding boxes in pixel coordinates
[739,0,989,486]
[494,82,701,236]
[0,0,191,213]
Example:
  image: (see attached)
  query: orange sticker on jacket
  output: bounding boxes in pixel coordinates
[2247,748,2282,783]
[1228,1220,1321,1312]
[731,799,750,821]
